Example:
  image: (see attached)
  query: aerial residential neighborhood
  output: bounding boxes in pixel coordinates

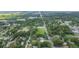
[0,11,79,48]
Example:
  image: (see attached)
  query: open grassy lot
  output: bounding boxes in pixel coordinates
[0,14,18,20]
[35,27,46,36]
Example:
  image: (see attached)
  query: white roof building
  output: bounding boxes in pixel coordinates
[17,19,26,21]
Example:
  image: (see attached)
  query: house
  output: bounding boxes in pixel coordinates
[28,17,37,19]
[71,26,79,34]
[17,19,26,21]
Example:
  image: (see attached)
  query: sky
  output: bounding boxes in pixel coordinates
[0,0,79,11]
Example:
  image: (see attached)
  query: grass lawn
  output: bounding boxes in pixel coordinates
[0,14,17,20]
[36,27,46,36]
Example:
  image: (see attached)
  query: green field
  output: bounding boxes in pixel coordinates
[35,27,46,36]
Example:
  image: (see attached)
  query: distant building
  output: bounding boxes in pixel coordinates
[64,21,72,25]
[28,17,37,19]
[0,20,7,22]
[71,26,79,34]
[17,19,26,21]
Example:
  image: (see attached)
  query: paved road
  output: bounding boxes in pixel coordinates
[39,11,53,47]
[25,21,33,48]
[25,30,32,48]
[39,11,50,40]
